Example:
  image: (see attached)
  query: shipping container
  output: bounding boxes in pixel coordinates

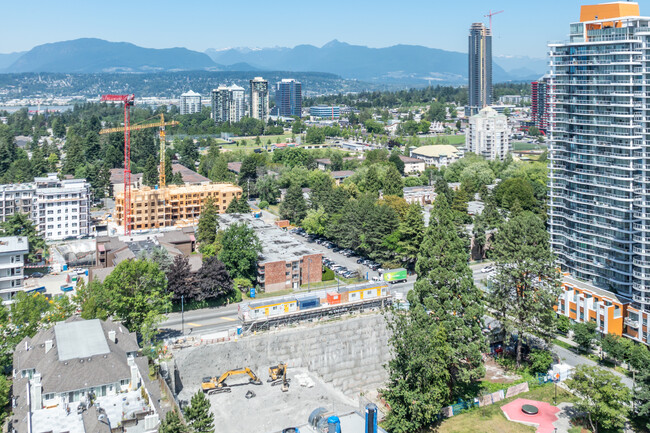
[326,292,341,305]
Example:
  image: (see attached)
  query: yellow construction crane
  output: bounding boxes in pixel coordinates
[99,113,178,187]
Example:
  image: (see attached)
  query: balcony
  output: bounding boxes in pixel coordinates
[625,317,640,328]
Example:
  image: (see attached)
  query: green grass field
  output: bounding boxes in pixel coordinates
[437,383,578,433]
[512,142,548,151]
[416,134,466,146]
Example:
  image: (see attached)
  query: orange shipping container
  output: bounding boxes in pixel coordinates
[327,292,341,305]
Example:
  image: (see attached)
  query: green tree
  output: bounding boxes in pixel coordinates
[102,259,171,336]
[573,321,598,353]
[143,155,159,187]
[10,292,69,338]
[472,215,487,259]
[365,165,382,195]
[397,203,424,268]
[302,207,328,236]
[382,165,404,197]
[159,410,188,433]
[330,153,343,171]
[225,195,250,214]
[528,349,554,375]
[217,222,262,281]
[185,390,215,433]
[305,127,325,144]
[52,118,66,138]
[0,213,47,263]
[256,175,280,205]
[489,211,561,367]
[567,365,630,433]
[196,256,234,301]
[382,305,451,432]
[389,152,405,175]
[291,119,302,134]
[209,156,232,182]
[411,194,486,399]
[170,171,184,185]
[197,197,218,245]
[556,314,571,334]
[434,177,453,203]
[280,182,308,224]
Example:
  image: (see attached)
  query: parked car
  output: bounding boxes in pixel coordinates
[31,272,44,278]
[481,265,495,273]
[332,247,342,253]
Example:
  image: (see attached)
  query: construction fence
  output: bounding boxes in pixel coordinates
[441,381,531,418]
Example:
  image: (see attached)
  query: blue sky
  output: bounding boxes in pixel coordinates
[0,1,617,58]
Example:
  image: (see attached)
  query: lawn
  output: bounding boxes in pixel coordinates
[243,288,293,300]
[512,141,548,151]
[416,134,466,146]
[437,383,577,433]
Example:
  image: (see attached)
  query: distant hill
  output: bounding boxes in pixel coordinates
[205,40,523,85]
[4,38,217,73]
[0,52,25,70]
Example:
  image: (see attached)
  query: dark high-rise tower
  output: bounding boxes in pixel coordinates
[276,79,302,117]
[468,22,492,115]
[531,77,550,133]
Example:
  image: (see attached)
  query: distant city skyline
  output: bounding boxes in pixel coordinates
[0,0,625,58]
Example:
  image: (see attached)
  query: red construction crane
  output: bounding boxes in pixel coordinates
[484,10,504,31]
[100,94,135,235]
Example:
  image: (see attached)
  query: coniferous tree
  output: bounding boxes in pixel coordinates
[389,152,405,175]
[184,390,214,433]
[197,197,217,245]
[209,156,231,182]
[489,211,561,367]
[164,153,173,183]
[382,165,404,197]
[411,194,486,399]
[0,213,47,263]
[280,182,308,224]
[365,165,381,195]
[397,203,425,268]
[159,410,188,433]
[143,155,159,187]
[434,177,453,203]
[225,196,250,214]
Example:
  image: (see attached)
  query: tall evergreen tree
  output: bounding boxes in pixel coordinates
[280,182,308,224]
[225,196,250,214]
[197,197,218,245]
[365,165,381,195]
[434,177,453,203]
[159,410,188,433]
[382,165,404,197]
[489,211,561,367]
[411,194,486,399]
[184,390,214,433]
[398,203,425,268]
[209,156,231,182]
[143,155,159,187]
[309,171,334,209]
[389,152,405,175]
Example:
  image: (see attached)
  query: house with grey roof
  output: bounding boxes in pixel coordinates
[10,317,161,433]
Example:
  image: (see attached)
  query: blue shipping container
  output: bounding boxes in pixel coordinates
[297,297,320,310]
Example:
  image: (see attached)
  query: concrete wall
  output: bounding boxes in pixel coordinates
[175,314,391,398]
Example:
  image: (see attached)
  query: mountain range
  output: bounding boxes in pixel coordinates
[0,38,546,85]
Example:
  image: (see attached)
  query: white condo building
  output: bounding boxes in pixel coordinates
[465,106,510,160]
[179,90,202,115]
[548,1,650,342]
[211,84,245,124]
[0,174,91,241]
[0,236,28,302]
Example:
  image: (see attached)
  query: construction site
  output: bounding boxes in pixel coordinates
[113,183,242,230]
[170,314,391,433]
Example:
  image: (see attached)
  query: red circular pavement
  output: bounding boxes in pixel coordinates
[501,398,561,433]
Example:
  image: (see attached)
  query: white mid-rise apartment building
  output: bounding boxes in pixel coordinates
[0,236,28,302]
[0,174,91,241]
[179,90,202,115]
[465,106,510,160]
[250,77,270,122]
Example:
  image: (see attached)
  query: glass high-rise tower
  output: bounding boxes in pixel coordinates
[276,79,302,117]
[549,2,650,312]
[468,22,492,116]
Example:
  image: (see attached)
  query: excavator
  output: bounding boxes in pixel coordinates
[268,363,290,392]
[201,367,263,395]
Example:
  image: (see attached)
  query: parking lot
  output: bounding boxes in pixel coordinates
[288,228,381,281]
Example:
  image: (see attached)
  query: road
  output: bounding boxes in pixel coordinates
[157,262,493,338]
[552,344,635,390]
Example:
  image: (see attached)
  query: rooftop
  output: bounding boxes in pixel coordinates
[54,319,110,361]
[181,90,201,97]
[0,236,29,254]
[411,144,460,158]
[399,155,423,163]
[330,170,355,179]
[219,213,320,264]
[562,274,626,303]
[580,2,640,22]
[171,163,210,184]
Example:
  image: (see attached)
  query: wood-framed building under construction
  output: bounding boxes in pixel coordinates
[114,183,243,230]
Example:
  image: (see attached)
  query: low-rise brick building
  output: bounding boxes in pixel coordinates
[219,214,322,292]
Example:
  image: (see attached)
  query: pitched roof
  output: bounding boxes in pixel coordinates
[330,170,355,179]
[399,155,424,163]
[171,163,210,184]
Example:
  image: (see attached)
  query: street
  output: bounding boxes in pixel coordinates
[552,344,634,390]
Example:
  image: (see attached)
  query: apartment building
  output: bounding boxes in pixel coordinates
[548,2,650,343]
[250,77,270,122]
[468,22,492,116]
[0,236,29,302]
[220,214,322,293]
[531,77,550,133]
[276,79,302,117]
[466,106,510,161]
[0,174,91,241]
[211,84,245,124]
[114,183,242,230]
[179,90,202,115]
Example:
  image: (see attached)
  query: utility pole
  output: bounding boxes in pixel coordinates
[181,295,185,335]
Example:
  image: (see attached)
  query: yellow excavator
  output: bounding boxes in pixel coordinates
[201,367,263,395]
[268,363,289,392]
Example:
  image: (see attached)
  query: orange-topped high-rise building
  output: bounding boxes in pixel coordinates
[548,2,650,345]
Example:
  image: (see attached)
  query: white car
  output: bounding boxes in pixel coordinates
[481,266,495,273]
